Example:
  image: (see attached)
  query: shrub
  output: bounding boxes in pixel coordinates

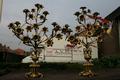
[92,56,120,69]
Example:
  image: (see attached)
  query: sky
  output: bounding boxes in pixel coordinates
[0,0,120,51]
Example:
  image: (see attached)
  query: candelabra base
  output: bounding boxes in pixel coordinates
[25,72,43,80]
[25,63,43,80]
[79,62,95,77]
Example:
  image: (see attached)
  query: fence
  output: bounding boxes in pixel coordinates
[22,47,98,63]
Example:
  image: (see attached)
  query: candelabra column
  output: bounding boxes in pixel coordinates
[8,3,63,80]
[80,44,95,77]
[25,48,43,80]
[62,6,111,78]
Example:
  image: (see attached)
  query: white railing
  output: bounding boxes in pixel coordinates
[22,47,98,63]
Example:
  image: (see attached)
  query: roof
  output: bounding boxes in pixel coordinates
[105,7,120,21]
[15,48,25,55]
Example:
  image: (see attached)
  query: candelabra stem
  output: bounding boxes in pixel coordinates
[25,63,43,80]
[25,48,43,80]
[79,45,95,77]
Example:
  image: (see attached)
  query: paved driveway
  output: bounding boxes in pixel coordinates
[0,68,120,80]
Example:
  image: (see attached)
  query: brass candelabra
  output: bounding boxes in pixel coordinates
[62,7,111,77]
[8,3,63,80]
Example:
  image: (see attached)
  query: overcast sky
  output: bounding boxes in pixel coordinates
[0,0,120,50]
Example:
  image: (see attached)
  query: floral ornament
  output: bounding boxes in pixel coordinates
[97,17,112,34]
[77,38,81,45]
[40,15,45,20]
[86,24,92,30]
[83,10,87,15]
[74,11,81,17]
[93,12,100,18]
[92,27,103,36]
[14,21,21,26]
[64,24,69,28]
[15,28,24,35]
[29,14,34,19]
[31,8,36,13]
[86,31,93,37]
[51,22,58,27]
[53,24,61,32]
[35,3,43,10]
[73,38,81,45]
[8,3,65,55]
[68,36,80,45]
[67,35,80,45]
[102,24,109,33]
[62,24,73,40]
[87,12,111,35]
[87,9,91,13]
[67,35,75,42]
[63,6,111,47]
[80,7,87,15]
[8,23,15,29]
[46,39,53,47]
[80,15,85,21]
[43,11,49,16]
[62,27,68,34]
[8,3,51,48]
[33,23,39,30]
[75,26,81,32]
[56,33,63,40]
[22,36,30,43]
[87,12,100,19]
[26,26,32,32]
[67,28,73,34]
[74,33,79,37]
[81,8,111,37]
[23,9,30,14]
[42,27,48,33]
[61,24,69,34]
[32,35,40,41]
[80,7,86,10]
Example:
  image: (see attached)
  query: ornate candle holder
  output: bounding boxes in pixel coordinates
[8,3,63,80]
[62,7,111,77]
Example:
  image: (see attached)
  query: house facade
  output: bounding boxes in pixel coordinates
[0,43,25,63]
[99,7,120,57]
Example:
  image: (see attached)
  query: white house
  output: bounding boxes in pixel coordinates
[22,37,98,63]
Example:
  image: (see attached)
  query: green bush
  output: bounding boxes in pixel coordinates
[92,56,120,70]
